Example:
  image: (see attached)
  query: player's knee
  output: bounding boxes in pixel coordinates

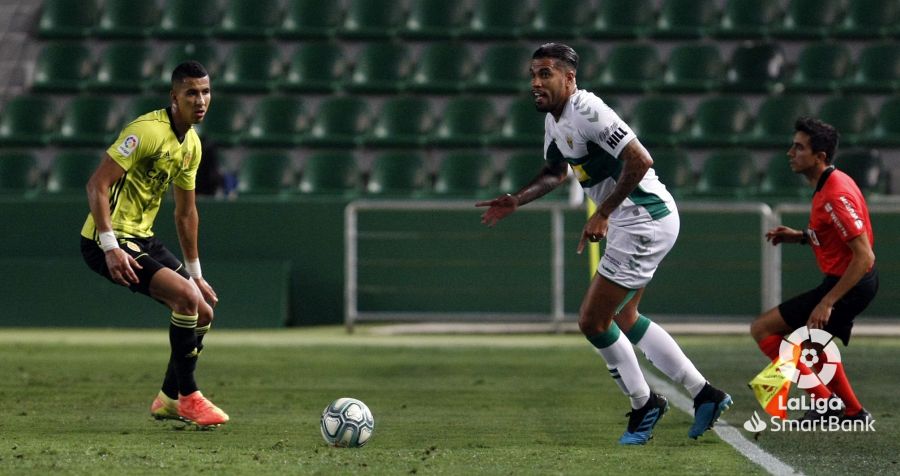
[749,317,768,342]
[578,308,613,336]
[198,302,214,327]
[170,282,203,315]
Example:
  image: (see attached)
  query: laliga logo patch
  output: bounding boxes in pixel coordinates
[778,327,841,389]
[117,135,139,157]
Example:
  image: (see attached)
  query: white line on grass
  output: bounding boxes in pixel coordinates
[642,369,803,476]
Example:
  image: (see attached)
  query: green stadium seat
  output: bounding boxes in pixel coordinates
[466,43,533,94]
[567,42,602,84]
[431,152,496,198]
[217,42,282,93]
[723,42,786,93]
[461,0,530,39]
[31,42,93,93]
[0,151,39,196]
[363,96,433,148]
[658,43,725,92]
[784,42,852,93]
[683,96,752,147]
[406,42,474,93]
[343,42,412,94]
[835,0,899,39]
[714,0,782,38]
[297,151,359,195]
[86,42,156,92]
[365,151,427,196]
[773,0,843,39]
[746,96,811,148]
[428,96,497,148]
[241,96,307,148]
[155,0,220,39]
[37,0,98,38]
[586,0,655,39]
[649,148,695,197]
[589,43,662,93]
[51,96,118,147]
[758,152,807,200]
[500,152,568,199]
[276,0,343,39]
[236,151,294,196]
[214,0,282,38]
[817,96,873,147]
[94,0,160,38]
[629,96,689,147]
[651,0,718,39]
[0,95,56,146]
[523,0,592,39]
[863,97,900,146]
[279,41,345,93]
[487,97,546,148]
[836,149,887,195]
[399,0,468,39]
[694,149,759,198]
[152,42,220,91]
[301,97,371,148]
[124,94,168,121]
[339,0,404,39]
[45,150,100,195]
[192,96,245,147]
[843,42,900,94]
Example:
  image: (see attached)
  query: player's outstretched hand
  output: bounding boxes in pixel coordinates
[105,248,142,286]
[475,194,519,227]
[194,277,219,308]
[765,226,802,246]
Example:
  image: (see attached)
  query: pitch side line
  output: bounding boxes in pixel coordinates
[642,369,803,476]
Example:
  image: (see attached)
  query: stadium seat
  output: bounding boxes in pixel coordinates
[864,97,900,146]
[466,43,533,94]
[214,0,282,38]
[834,0,899,39]
[723,42,786,93]
[343,42,412,94]
[628,96,689,147]
[461,0,530,39]
[155,0,220,38]
[51,95,118,147]
[124,94,169,121]
[0,151,39,196]
[406,42,474,93]
[590,43,662,93]
[585,0,655,39]
[339,0,404,39]
[746,96,811,148]
[241,96,307,148]
[817,96,873,147]
[784,42,852,93]
[431,152,496,198]
[363,96,433,148]
[683,96,752,147]
[279,41,346,93]
[649,148,695,197]
[523,0,592,39]
[37,0,98,38]
[192,96,245,147]
[773,0,843,39]
[301,97,371,148]
[45,150,100,195]
[428,96,498,148]
[86,42,156,92]
[297,151,360,195]
[236,151,294,196]
[694,149,759,198]
[487,97,546,148]
[836,149,887,195]
[758,152,807,200]
[94,0,160,38]
[152,42,220,91]
[658,43,725,92]
[399,0,467,39]
[500,152,568,199]
[365,152,427,196]
[567,42,602,84]
[714,0,782,38]
[31,42,92,93]
[0,95,56,146]
[217,42,282,93]
[651,0,718,39]
[843,42,900,93]
[276,0,343,39]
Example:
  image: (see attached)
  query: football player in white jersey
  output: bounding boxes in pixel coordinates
[477,43,731,445]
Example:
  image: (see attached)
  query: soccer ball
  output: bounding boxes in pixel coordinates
[320,397,375,448]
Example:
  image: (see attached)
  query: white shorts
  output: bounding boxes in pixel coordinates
[597,212,680,289]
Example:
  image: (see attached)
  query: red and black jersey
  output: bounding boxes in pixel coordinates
[806,167,875,276]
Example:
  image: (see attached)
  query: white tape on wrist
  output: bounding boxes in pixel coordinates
[185,259,202,279]
[98,231,119,252]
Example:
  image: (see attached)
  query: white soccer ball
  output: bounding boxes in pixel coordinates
[320,397,375,448]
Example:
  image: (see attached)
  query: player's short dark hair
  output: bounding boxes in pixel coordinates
[171,61,208,85]
[532,43,578,72]
[795,116,839,164]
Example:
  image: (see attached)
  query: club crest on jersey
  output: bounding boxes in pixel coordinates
[566,135,574,149]
[183,152,192,169]
[117,135,139,157]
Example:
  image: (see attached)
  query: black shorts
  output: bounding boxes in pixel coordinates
[81,236,190,296]
[778,266,879,346]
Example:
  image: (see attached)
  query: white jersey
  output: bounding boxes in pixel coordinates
[543,89,676,226]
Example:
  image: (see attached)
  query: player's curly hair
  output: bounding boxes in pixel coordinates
[532,43,578,72]
[171,61,209,85]
[795,116,840,164]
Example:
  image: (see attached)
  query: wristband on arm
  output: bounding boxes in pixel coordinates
[185,259,202,279]
[98,231,119,252]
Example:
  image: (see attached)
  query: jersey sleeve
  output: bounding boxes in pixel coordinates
[106,120,160,171]
[576,95,636,159]
[823,191,867,242]
[174,134,202,190]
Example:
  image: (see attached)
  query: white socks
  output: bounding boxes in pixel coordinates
[587,325,651,409]
[628,316,707,398]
